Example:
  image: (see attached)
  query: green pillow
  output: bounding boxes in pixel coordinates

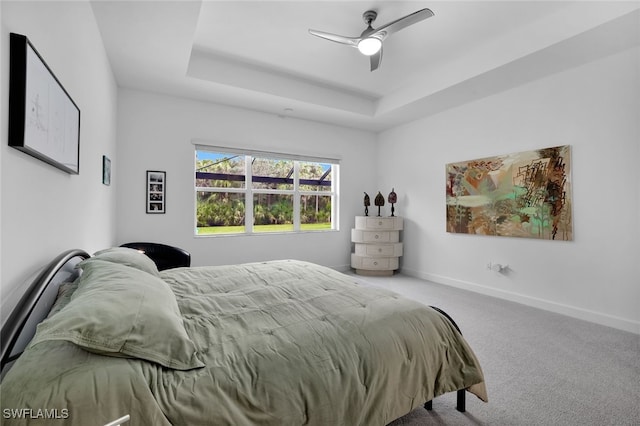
[47,280,79,318]
[31,259,204,370]
[88,247,160,276]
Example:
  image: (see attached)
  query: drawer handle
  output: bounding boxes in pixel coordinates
[374,234,379,239]
[378,248,382,253]
[378,221,383,226]
[373,261,378,266]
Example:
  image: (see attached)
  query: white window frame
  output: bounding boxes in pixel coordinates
[194,144,340,236]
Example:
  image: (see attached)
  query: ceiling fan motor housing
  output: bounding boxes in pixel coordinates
[362,10,378,26]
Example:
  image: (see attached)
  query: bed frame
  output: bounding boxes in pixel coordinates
[0,248,467,413]
[1,249,89,376]
[426,306,467,412]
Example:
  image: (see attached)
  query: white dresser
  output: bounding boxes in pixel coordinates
[351,216,403,276]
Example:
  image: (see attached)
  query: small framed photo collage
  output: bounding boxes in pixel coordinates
[146,170,166,214]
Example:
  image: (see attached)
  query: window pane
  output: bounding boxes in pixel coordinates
[196,151,246,189]
[196,191,245,234]
[253,194,293,232]
[195,149,337,236]
[251,157,293,190]
[300,194,332,230]
[299,161,332,192]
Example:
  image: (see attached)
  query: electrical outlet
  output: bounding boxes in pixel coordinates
[487,262,508,272]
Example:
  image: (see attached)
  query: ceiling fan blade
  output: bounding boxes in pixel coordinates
[370,8,434,41]
[370,48,382,72]
[308,29,360,47]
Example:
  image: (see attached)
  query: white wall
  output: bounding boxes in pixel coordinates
[2,3,635,336]
[0,1,118,321]
[0,3,4,305]
[116,89,376,269]
[378,46,640,333]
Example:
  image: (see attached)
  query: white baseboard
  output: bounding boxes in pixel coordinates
[401,267,640,335]
[331,264,352,273]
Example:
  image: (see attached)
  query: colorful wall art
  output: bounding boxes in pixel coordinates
[446,145,572,240]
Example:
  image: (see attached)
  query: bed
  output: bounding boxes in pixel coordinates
[0,247,487,425]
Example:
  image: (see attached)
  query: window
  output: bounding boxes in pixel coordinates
[195,147,339,235]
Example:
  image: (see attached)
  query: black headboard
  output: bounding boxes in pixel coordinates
[1,249,89,376]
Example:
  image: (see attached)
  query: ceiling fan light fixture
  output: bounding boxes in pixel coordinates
[309,8,434,70]
[357,37,382,56]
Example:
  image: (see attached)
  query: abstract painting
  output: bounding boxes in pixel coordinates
[446,145,572,240]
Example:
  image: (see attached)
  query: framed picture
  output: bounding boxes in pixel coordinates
[102,155,111,185]
[446,145,572,240]
[146,171,166,214]
[8,33,80,174]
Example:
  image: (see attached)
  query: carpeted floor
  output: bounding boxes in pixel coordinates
[348,273,640,426]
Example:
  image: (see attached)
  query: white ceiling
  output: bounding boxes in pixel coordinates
[91,1,640,132]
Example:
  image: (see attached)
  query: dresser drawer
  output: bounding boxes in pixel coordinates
[355,216,403,231]
[351,229,399,243]
[354,243,403,257]
[351,254,399,270]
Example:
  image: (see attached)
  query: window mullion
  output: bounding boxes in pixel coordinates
[332,164,338,230]
[293,161,300,231]
[245,155,254,234]
[196,187,245,194]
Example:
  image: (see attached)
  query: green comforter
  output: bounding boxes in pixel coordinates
[1,260,486,425]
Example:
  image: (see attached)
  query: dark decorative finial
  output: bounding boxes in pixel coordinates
[374,191,385,216]
[388,188,397,217]
[363,192,370,216]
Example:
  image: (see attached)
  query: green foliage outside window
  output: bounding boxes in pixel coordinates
[195,151,335,234]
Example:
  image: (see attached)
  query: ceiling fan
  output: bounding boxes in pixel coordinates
[309,8,434,72]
